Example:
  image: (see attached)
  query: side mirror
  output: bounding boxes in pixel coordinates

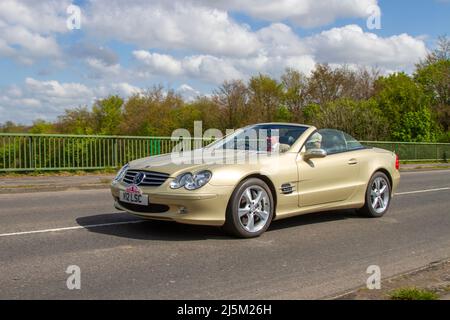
[304,148,327,160]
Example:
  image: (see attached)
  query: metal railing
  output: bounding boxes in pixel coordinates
[0,133,165,172]
[0,133,449,172]
[362,141,450,162]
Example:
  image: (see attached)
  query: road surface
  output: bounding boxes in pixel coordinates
[0,170,449,299]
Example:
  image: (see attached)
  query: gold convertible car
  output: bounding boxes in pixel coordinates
[111,123,400,238]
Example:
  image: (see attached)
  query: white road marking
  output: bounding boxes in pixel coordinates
[0,220,144,238]
[395,187,450,195]
[0,187,448,238]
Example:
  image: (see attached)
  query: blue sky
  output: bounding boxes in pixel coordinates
[0,0,448,124]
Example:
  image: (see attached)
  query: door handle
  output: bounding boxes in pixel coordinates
[348,158,358,165]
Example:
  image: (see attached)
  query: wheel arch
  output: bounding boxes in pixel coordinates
[372,167,393,190]
[227,173,278,219]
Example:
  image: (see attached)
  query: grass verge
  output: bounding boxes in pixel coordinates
[389,287,438,300]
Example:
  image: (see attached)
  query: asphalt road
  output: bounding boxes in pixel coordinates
[0,170,449,299]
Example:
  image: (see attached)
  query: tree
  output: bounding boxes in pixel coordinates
[414,37,450,132]
[394,108,439,142]
[417,35,450,68]
[352,67,380,101]
[120,86,183,136]
[307,64,359,106]
[280,68,309,122]
[29,120,56,134]
[0,121,28,133]
[303,98,388,141]
[374,72,440,141]
[55,106,95,134]
[92,95,123,135]
[213,80,249,129]
[248,74,284,122]
[171,98,221,134]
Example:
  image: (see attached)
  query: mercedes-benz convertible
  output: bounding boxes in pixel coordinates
[111,123,400,238]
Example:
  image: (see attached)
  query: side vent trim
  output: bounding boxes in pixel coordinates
[280,183,294,194]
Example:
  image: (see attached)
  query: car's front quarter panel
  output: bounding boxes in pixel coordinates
[111,175,234,226]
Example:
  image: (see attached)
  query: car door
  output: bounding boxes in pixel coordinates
[296,129,361,207]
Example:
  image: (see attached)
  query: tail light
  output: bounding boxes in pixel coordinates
[395,153,400,170]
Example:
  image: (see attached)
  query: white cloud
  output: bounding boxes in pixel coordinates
[95,83,143,97]
[133,51,183,76]
[85,58,122,78]
[24,77,91,100]
[176,84,201,101]
[196,0,380,28]
[69,43,119,66]
[133,50,244,84]
[0,0,69,64]
[0,0,69,33]
[86,0,260,57]
[307,25,428,72]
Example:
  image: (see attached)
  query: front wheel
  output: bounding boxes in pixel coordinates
[357,172,391,218]
[223,178,274,238]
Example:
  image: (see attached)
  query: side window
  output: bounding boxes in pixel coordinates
[317,129,347,155]
[304,129,365,154]
[343,132,364,151]
[305,132,323,151]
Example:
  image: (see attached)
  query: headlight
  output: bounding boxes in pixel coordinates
[170,170,212,190]
[114,163,129,182]
[169,172,193,189]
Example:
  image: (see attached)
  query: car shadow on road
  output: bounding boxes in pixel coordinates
[268,209,364,232]
[76,209,364,241]
[76,213,227,241]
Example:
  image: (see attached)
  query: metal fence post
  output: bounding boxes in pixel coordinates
[114,138,118,168]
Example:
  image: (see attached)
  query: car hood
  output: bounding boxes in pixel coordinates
[128,149,276,176]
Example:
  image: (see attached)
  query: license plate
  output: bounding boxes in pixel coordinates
[120,191,148,205]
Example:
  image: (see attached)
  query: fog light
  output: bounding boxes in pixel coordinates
[179,206,188,214]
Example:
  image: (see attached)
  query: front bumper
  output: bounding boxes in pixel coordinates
[110,181,234,226]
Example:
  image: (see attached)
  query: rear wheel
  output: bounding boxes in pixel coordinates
[224,178,274,238]
[357,172,391,217]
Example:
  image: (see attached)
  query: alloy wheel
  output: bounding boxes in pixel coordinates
[237,185,271,233]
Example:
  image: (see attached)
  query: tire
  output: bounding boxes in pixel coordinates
[357,171,391,218]
[223,178,274,238]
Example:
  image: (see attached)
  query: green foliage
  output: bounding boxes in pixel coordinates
[248,74,284,122]
[274,105,292,122]
[393,108,441,142]
[374,72,440,141]
[390,287,438,300]
[415,59,450,131]
[305,98,388,141]
[92,95,124,135]
[55,107,95,134]
[29,120,56,134]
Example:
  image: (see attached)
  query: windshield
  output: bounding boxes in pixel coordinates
[209,124,309,151]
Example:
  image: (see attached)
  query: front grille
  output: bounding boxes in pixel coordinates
[122,170,170,187]
[118,201,170,213]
